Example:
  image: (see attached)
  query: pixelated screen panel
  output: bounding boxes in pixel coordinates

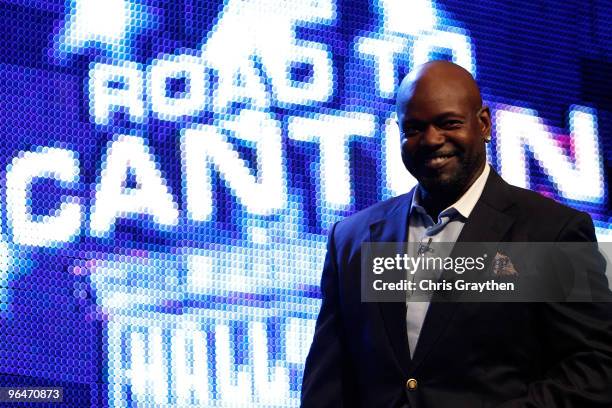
[0,0,611,406]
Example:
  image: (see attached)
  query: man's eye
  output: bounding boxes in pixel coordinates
[441,120,462,129]
[403,127,420,136]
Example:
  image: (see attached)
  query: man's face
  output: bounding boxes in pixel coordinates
[396,80,490,197]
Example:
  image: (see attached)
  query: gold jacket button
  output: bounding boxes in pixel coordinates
[406,378,418,390]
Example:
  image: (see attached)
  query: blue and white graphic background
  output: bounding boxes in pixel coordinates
[0,0,611,406]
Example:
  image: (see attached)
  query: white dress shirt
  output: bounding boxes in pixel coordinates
[406,164,490,357]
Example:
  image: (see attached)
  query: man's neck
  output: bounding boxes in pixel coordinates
[419,163,487,220]
[420,191,455,221]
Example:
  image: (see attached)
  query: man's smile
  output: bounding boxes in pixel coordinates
[421,153,458,170]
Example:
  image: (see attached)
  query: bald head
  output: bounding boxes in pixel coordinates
[396,60,483,116]
[395,60,491,214]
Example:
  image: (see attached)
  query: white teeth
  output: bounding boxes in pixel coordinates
[428,156,451,163]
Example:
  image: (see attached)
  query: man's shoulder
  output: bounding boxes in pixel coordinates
[494,177,594,240]
[333,192,411,237]
[503,181,583,219]
[481,168,584,221]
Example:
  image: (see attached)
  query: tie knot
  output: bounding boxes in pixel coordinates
[426,208,460,236]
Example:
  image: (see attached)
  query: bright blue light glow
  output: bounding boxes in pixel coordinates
[0,0,610,406]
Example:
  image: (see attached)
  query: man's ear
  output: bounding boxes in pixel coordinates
[400,138,411,171]
[478,106,492,141]
[394,115,403,139]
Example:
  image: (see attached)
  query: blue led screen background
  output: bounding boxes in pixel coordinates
[0,0,611,406]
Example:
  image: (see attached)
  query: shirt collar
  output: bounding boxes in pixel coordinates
[410,164,490,220]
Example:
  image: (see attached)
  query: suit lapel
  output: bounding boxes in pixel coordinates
[369,191,413,375]
[409,169,517,370]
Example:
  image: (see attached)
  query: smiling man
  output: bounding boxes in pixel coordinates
[396,61,489,220]
[300,60,612,407]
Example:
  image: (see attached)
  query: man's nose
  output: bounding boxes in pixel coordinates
[421,125,445,147]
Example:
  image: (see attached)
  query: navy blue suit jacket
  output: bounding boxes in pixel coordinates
[301,169,612,408]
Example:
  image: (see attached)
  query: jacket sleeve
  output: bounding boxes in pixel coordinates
[496,212,612,408]
[301,222,356,408]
